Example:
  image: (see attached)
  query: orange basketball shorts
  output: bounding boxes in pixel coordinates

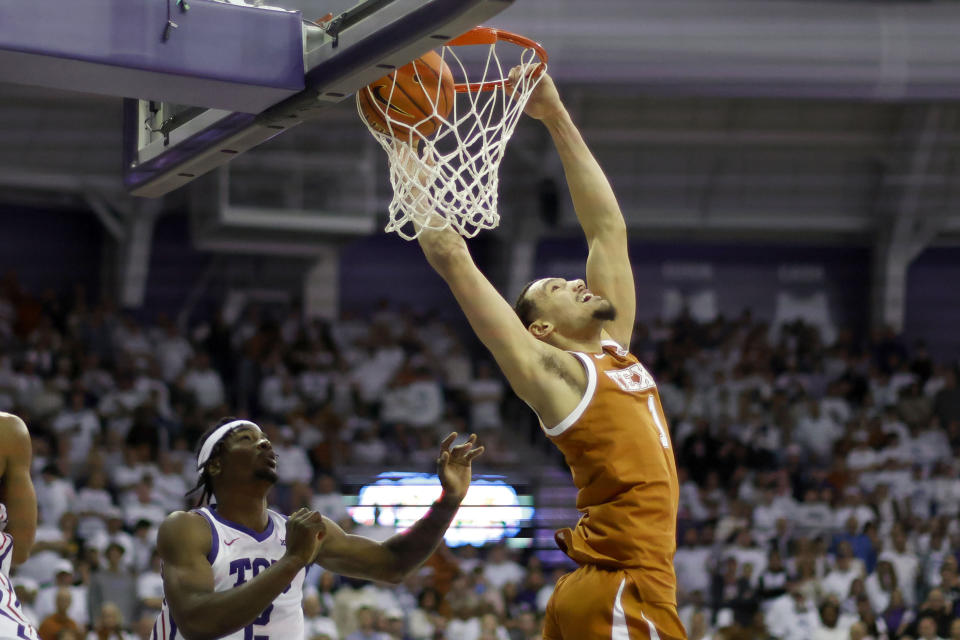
[543,565,687,640]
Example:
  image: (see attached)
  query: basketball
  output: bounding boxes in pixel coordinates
[358,50,455,139]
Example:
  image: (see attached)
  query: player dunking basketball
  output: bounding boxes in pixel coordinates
[154,418,482,640]
[0,413,40,640]
[414,68,686,639]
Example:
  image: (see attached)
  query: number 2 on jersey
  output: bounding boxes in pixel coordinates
[244,604,273,640]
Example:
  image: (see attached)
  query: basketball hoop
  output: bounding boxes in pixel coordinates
[357,27,548,240]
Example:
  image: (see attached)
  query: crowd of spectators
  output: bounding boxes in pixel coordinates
[2,272,960,640]
[658,313,960,640]
[0,276,525,640]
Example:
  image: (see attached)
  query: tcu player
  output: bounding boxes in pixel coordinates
[414,67,686,639]
[0,413,39,640]
[154,418,482,640]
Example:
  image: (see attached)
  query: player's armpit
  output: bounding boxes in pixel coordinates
[156,511,217,632]
[0,413,37,565]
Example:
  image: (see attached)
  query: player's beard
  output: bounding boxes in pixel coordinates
[254,467,279,484]
[592,301,617,322]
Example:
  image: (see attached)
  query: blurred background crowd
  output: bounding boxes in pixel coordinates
[4,0,960,637]
[2,273,960,640]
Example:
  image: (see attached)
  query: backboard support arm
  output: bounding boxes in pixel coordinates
[124,0,515,198]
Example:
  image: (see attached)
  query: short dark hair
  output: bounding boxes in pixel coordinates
[186,417,240,506]
[513,280,539,328]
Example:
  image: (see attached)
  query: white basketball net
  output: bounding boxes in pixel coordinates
[357,30,546,240]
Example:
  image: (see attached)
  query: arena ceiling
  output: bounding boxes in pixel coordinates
[1,0,959,247]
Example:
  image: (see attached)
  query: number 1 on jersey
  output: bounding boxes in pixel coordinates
[647,396,670,449]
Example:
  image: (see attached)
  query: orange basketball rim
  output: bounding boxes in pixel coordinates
[445,27,548,93]
[357,25,549,241]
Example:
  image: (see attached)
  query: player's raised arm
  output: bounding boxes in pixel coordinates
[515,68,636,348]
[312,433,483,583]
[157,510,315,640]
[394,144,555,407]
[0,413,37,565]
[415,213,576,411]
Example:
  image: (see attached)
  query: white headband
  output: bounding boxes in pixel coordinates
[197,420,262,476]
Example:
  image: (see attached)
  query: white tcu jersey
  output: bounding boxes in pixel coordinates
[0,533,39,640]
[153,507,305,640]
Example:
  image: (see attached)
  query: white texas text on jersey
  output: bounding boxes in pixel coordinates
[604,362,656,393]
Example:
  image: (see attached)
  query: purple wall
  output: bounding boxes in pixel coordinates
[535,237,872,334]
[0,204,954,362]
[142,214,313,326]
[142,213,214,322]
[338,233,486,321]
[905,247,960,361]
[0,204,103,299]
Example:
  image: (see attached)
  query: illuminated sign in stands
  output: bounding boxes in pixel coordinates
[349,472,535,547]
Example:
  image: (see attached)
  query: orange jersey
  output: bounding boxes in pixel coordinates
[541,339,680,604]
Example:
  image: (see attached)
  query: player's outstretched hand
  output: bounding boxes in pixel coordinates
[284,508,325,567]
[508,64,562,122]
[436,433,484,504]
